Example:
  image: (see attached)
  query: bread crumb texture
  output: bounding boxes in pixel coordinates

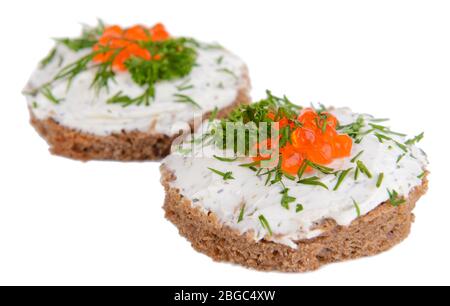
[29,77,250,161]
[161,166,428,272]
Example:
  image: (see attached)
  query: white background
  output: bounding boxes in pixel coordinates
[0,0,448,286]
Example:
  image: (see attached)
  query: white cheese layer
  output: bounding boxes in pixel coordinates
[24,43,248,136]
[162,108,428,249]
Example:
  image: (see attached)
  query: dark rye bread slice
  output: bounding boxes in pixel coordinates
[161,166,428,272]
[29,72,250,161]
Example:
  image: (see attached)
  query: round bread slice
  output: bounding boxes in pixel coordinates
[24,23,251,161]
[159,101,429,272]
[28,80,250,161]
[161,166,427,272]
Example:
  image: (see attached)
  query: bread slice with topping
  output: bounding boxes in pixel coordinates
[160,92,428,272]
[24,22,250,161]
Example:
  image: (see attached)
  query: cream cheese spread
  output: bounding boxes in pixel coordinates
[24,42,248,136]
[162,108,428,248]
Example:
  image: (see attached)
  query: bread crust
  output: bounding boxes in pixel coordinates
[161,166,428,272]
[29,71,250,161]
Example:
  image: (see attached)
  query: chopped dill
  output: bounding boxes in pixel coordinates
[356,160,372,178]
[387,189,406,207]
[217,68,238,80]
[353,199,361,217]
[40,48,57,68]
[334,168,353,191]
[405,132,424,145]
[280,188,296,210]
[174,94,201,109]
[40,86,63,104]
[350,150,364,163]
[298,176,329,190]
[213,155,238,162]
[376,173,384,188]
[238,204,246,223]
[259,215,273,236]
[208,167,235,181]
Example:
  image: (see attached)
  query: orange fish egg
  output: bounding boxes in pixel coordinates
[291,127,317,150]
[252,107,353,175]
[92,23,170,71]
[280,145,304,175]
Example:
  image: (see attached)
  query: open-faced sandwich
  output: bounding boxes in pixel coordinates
[23,21,250,161]
[161,91,428,272]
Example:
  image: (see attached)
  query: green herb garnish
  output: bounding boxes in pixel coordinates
[374,132,391,143]
[55,37,97,52]
[31,26,197,107]
[376,173,384,188]
[374,133,408,152]
[405,132,424,145]
[176,78,194,91]
[296,204,304,213]
[213,155,238,162]
[354,167,360,180]
[395,141,408,152]
[40,86,63,104]
[55,22,103,51]
[369,118,390,123]
[209,107,219,122]
[238,160,261,168]
[396,153,406,164]
[338,116,365,140]
[334,168,353,191]
[298,176,329,190]
[280,188,296,210]
[350,150,364,163]
[40,48,57,68]
[306,160,335,175]
[107,89,153,107]
[368,123,406,137]
[356,160,372,178]
[174,94,201,109]
[217,68,238,80]
[238,204,246,223]
[387,189,406,206]
[259,215,273,236]
[353,199,361,217]
[208,167,235,181]
[297,160,308,179]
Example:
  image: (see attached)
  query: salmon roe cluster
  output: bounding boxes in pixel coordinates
[254,108,353,175]
[93,23,170,71]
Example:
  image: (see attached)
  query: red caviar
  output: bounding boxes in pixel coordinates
[254,108,353,175]
[93,23,170,71]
